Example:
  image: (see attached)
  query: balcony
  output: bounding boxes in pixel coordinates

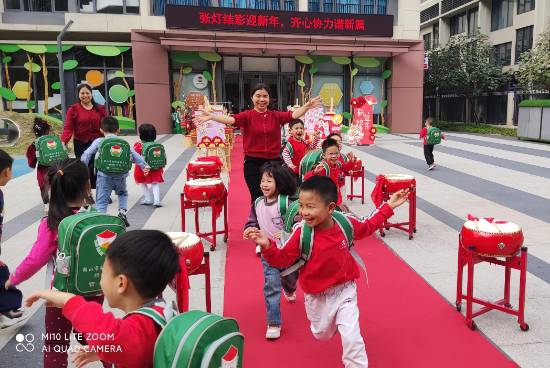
[153,0,295,16]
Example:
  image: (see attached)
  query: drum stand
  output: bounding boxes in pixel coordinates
[168,252,212,313]
[455,244,529,331]
[379,187,416,240]
[181,192,229,251]
[347,166,365,204]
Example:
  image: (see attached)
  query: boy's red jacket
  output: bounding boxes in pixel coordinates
[63,296,163,368]
[262,203,394,294]
[304,159,355,205]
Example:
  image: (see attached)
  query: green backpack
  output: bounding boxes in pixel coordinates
[53,208,126,296]
[35,135,68,166]
[425,127,442,145]
[298,149,323,183]
[94,137,132,174]
[141,142,167,170]
[280,211,369,286]
[153,310,244,368]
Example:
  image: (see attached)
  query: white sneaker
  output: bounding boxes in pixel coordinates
[256,245,261,255]
[0,310,29,329]
[266,325,281,339]
[428,164,435,170]
[283,291,296,302]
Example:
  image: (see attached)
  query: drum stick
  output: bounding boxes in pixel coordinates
[491,221,502,233]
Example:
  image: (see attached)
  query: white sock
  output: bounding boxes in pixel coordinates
[151,182,160,202]
[140,183,151,201]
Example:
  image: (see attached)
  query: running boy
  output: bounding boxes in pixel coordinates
[419,117,447,170]
[249,176,409,367]
[25,230,179,368]
[81,117,150,226]
[281,119,320,176]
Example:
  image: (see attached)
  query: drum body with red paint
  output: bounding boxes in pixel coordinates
[184,178,226,202]
[167,232,205,274]
[460,220,523,257]
[187,160,221,178]
[382,174,416,194]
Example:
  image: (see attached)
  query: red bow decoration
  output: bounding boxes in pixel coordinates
[467,214,507,224]
[357,96,367,107]
[350,98,359,108]
[370,174,386,208]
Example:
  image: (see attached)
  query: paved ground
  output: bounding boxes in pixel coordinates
[0,132,549,367]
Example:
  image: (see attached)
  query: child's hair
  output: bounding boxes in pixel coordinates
[289,119,304,129]
[138,124,157,142]
[0,149,14,173]
[32,117,51,137]
[300,176,338,205]
[326,132,342,141]
[259,161,298,196]
[322,138,339,153]
[426,117,434,125]
[46,158,91,230]
[106,230,179,299]
[101,116,119,134]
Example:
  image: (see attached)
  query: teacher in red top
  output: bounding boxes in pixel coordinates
[61,84,107,189]
[195,83,322,203]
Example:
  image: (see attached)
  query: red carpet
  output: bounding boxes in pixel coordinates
[223,136,517,367]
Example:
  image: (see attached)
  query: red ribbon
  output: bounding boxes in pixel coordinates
[467,214,507,224]
[370,174,386,208]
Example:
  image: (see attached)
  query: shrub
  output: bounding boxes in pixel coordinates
[432,121,517,138]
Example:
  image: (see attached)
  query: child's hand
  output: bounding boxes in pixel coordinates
[71,347,101,368]
[346,151,355,161]
[387,189,410,210]
[4,276,11,290]
[313,162,324,175]
[289,164,297,170]
[194,109,213,123]
[313,128,321,138]
[25,290,76,308]
[444,137,448,141]
[248,229,271,248]
[243,227,259,240]
[143,167,150,176]
[274,232,281,240]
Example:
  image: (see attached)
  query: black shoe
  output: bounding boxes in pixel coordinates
[109,198,113,204]
[118,212,130,227]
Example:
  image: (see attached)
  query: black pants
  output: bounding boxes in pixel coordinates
[424,144,435,166]
[73,139,97,189]
[243,156,282,204]
[40,189,49,204]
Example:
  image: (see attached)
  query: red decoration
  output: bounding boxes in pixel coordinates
[353,95,377,145]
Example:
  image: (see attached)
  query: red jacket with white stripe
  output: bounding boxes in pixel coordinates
[261,203,394,294]
[282,136,320,173]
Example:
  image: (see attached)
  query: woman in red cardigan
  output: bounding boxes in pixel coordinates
[61,84,107,189]
[195,83,322,203]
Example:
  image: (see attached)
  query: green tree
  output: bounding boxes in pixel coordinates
[424,32,510,123]
[517,19,550,93]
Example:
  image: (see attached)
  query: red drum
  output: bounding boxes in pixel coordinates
[382,174,416,194]
[349,159,362,172]
[460,219,523,257]
[184,178,225,202]
[187,160,221,178]
[167,232,204,274]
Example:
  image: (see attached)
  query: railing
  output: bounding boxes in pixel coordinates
[311,0,387,14]
[156,0,293,14]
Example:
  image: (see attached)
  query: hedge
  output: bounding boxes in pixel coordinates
[432,122,517,138]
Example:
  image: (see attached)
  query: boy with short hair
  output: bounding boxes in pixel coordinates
[0,149,28,328]
[419,117,447,170]
[281,119,320,174]
[249,176,409,368]
[25,230,180,368]
[81,117,150,226]
[304,138,356,206]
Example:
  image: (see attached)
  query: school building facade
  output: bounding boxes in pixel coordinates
[1,0,423,134]
[420,0,550,127]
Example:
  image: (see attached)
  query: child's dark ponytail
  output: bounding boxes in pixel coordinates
[46,158,91,230]
[33,117,51,138]
[259,161,298,196]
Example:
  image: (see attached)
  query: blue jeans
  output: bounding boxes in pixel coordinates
[261,254,299,325]
[96,175,128,213]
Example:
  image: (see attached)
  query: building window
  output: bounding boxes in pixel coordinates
[491,0,513,31]
[468,7,478,35]
[79,0,140,14]
[450,12,466,36]
[433,23,439,46]
[515,25,533,62]
[518,0,534,14]
[5,0,68,11]
[219,0,292,10]
[492,42,512,65]
[309,0,386,14]
[423,33,431,49]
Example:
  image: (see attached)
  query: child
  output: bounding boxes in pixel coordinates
[26,117,52,214]
[249,176,409,367]
[281,119,320,177]
[419,117,447,170]
[81,117,150,226]
[0,149,27,328]
[133,124,164,207]
[172,105,182,133]
[25,230,179,368]
[304,138,356,206]
[243,162,299,339]
[5,158,111,367]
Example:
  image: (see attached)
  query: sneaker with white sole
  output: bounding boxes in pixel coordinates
[283,291,296,302]
[140,199,152,205]
[428,164,435,170]
[256,245,261,255]
[0,310,29,329]
[153,201,163,207]
[266,325,281,339]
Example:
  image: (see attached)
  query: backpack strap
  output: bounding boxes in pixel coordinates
[280,201,300,243]
[254,196,262,208]
[130,307,168,328]
[278,194,289,217]
[280,221,313,277]
[285,142,294,158]
[340,153,349,163]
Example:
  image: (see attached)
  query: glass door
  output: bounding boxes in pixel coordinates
[243,74,260,111]
[224,73,239,114]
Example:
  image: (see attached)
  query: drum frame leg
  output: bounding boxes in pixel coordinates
[379,189,416,239]
[172,252,212,313]
[346,167,365,204]
[456,245,529,331]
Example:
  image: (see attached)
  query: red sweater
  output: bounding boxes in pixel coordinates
[26,142,49,190]
[61,103,107,144]
[419,127,445,145]
[62,296,163,368]
[262,203,394,294]
[232,109,294,159]
[304,159,355,205]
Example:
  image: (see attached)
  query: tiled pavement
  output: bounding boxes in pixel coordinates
[1,132,549,367]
